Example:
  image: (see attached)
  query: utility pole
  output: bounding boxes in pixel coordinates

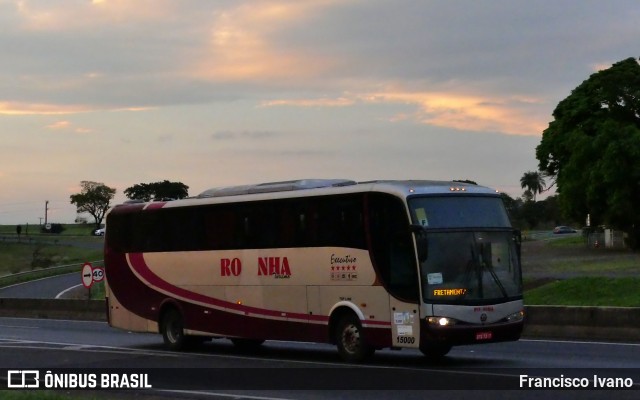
[44,200,49,226]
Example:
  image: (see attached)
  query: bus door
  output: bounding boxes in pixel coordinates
[390,297,420,348]
[387,221,420,349]
[368,193,421,348]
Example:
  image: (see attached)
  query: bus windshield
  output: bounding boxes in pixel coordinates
[418,230,521,303]
[409,195,511,228]
[408,196,522,303]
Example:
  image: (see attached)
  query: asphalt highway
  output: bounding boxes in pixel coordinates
[0,317,638,399]
[0,272,82,299]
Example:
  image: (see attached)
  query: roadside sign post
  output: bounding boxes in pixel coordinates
[82,262,93,300]
[81,262,105,300]
[82,263,93,288]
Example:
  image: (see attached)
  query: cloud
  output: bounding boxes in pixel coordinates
[0,101,93,115]
[46,120,92,134]
[211,130,280,141]
[192,1,342,82]
[46,120,71,130]
[13,0,180,32]
[261,97,355,107]
[157,135,173,143]
[368,90,546,136]
[261,89,546,136]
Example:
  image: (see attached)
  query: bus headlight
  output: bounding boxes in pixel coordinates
[505,310,525,322]
[427,317,457,326]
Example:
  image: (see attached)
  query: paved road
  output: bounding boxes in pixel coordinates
[0,272,84,299]
[0,317,638,398]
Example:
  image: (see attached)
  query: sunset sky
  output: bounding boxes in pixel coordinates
[1,0,638,225]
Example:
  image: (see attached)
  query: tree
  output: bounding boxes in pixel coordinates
[519,171,546,201]
[500,192,523,226]
[70,181,116,228]
[536,57,640,248]
[124,180,189,201]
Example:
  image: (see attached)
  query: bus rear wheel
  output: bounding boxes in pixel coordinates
[335,314,374,362]
[161,308,188,351]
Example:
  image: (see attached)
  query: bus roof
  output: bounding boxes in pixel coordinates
[111,179,500,211]
[197,179,357,198]
[193,179,499,201]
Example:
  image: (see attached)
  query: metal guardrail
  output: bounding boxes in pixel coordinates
[0,260,104,286]
[0,234,75,242]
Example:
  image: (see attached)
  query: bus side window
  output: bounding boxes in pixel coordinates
[339,197,365,249]
[255,204,277,249]
[296,201,319,247]
[131,211,161,252]
[277,202,296,248]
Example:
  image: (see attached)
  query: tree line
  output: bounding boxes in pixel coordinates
[69,180,190,228]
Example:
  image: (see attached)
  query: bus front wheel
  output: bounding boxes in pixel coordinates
[420,343,452,359]
[335,314,374,362]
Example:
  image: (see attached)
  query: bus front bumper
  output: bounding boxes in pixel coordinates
[420,319,523,347]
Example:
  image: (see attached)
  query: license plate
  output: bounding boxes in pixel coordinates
[476,331,492,340]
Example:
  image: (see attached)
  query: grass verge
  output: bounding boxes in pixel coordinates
[90,281,106,300]
[0,241,102,277]
[547,235,586,247]
[525,277,640,307]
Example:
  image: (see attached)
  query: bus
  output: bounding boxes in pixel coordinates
[104,179,523,362]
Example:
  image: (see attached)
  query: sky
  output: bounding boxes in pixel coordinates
[1,0,639,225]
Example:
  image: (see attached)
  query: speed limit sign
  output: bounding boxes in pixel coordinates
[92,267,105,282]
[81,262,105,288]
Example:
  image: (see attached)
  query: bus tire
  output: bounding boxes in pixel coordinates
[335,314,374,362]
[160,308,188,351]
[419,343,452,359]
[231,338,265,351]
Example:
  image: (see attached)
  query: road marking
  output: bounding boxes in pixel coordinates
[0,324,40,329]
[6,337,636,386]
[55,283,83,299]
[0,341,182,357]
[0,272,76,292]
[521,338,640,347]
[1,338,638,391]
[154,390,294,400]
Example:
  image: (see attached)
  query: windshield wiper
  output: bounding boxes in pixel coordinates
[478,243,508,298]
[464,241,508,300]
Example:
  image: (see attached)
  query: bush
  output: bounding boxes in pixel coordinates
[41,223,65,234]
[31,244,55,269]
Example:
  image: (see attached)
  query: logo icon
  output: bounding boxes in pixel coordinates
[8,370,40,388]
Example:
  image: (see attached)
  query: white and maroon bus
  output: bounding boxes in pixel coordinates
[104,179,523,362]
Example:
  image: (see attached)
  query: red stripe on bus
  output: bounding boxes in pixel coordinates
[127,252,332,323]
[143,202,166,210]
